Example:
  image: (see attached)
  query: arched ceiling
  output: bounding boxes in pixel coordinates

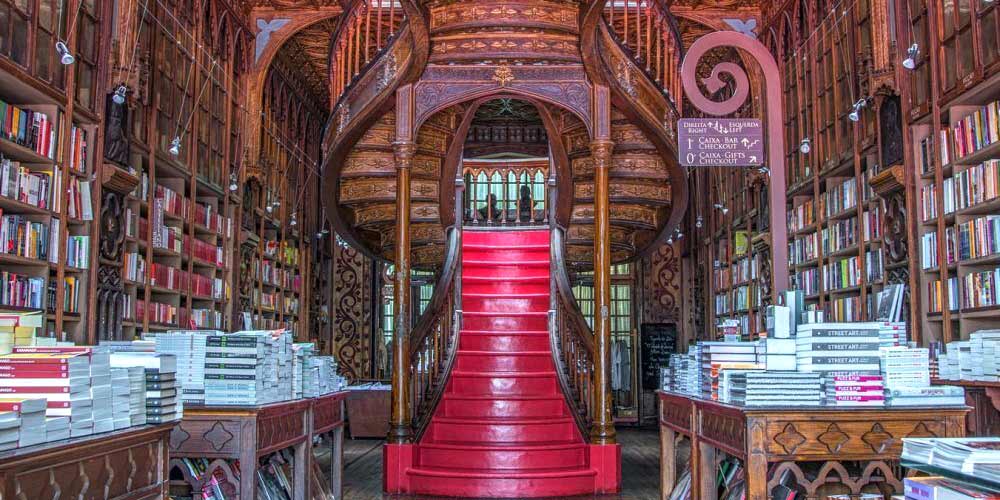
[271,18,339,110]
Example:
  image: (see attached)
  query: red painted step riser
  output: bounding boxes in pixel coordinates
[440,398,568,418]
[417,445,587,470]
[447,375,559,396]
[459,334,550,352]
[463,315,549,331]
[463,248,549,262]
[427,420,577,444]
[463,267,551,279]
[464,230,549,245]
[404,472,597,498]
[463,296,549,313]
[463,282,550,295]
[454,353,554,372]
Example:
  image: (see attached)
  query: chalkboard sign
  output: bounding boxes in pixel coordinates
[640,323,677,390]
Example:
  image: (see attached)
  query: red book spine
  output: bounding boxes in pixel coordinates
[0,402,22,411]
[46,401,71,409]
[0,386,70,394]
[831,394,885,401]
[0,356,80,364]
[0,371,75,379]
[0,364,69,373]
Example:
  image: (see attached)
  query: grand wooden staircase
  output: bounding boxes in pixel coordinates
[318,1,691,496]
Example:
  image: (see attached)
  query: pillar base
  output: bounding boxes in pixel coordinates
[589,443,622,494]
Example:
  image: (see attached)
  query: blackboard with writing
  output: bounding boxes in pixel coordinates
[640,323,677,390]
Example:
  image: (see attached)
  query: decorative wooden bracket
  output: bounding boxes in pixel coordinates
[868,164,905,197]
[100,164,140,195]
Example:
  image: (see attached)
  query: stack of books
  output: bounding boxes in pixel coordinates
[796,323,883,378]
[903,437,1000,486]
[888,385,966,406]
[729,371,823,406]
[970,330,1000,382]
[904,476,1000,499]
[293,343,314,399]
[0,397,46,448]
[110,352,181,423]
[824,374,885,406]
[126,366,147,426]
[882,346,932,389]
[763,337,796,370]
[204,333,268,405]
[45,415,70,442]
[154,331,208,404]
[0,348,102,437]
[110,368,132,430]
[0,311,43,354]
[699,341,761,399]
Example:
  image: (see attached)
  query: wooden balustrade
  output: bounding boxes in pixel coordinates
[408,179,464,440]
[330,0,407,108]
[463,162,549,227]
[602,0,684,105]
[549,183,597,439]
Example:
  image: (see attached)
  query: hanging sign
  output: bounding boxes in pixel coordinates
[678,118,764,167]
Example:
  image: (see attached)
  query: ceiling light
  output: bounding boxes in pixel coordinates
[56,41,74,65]
[112,85,128,105]
[902,43,919,70]
[849,98,868,122]
[168,137,181,156]
[799,138,811,154]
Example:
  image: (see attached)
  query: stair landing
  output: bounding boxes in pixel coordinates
[384,229,620,497]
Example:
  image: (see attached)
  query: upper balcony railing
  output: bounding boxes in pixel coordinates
[462,160,549,227]
[329,0,407,110]
[602,0,684,108]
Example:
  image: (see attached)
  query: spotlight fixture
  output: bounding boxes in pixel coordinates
[265,203,274,214]
[666,237,673,244]
[229,173,239,192]
[168,136,181,156]
[695,215,704,228]
[675,231,683,240]
[55,41,74,65]
[799,138,811,154]
[714,203,729,215]
[758,166,770,174]
[317,229,330,239]
[848,98,868,122]
[902,43,919,70]
[289,213,297,227]
[112,84,128,105]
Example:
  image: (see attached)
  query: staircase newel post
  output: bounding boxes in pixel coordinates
[389,86,416,444]
[589,84,617,446]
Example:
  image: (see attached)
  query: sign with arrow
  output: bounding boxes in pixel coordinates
[677,118,764,167]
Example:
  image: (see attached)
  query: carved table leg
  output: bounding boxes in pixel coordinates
[745,417,769,500]
[331,425,345,499]
[698,441,718,500]
[294,439,309,500]
[660,427,677,499]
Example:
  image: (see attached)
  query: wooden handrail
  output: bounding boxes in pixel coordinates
[406,178,464,441]
[601,0,684,108]
[547,182,596,438]
[328,0,408,112]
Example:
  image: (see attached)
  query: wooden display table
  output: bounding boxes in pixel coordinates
[345,385,390,438]
[169,391,348,500]
[0,423,175,499]
[658,390,969,500]
[931,379,1000,436]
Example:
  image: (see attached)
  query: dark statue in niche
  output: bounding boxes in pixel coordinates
[880,95,904,169]
[103,91,131,167]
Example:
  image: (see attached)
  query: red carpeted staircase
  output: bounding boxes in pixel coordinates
[382,229,620,498]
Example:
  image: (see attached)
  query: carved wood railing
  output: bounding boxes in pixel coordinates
[548,184,596,438]
[329,0,408,110]
[602,0,684,108]
[408,178,464,440]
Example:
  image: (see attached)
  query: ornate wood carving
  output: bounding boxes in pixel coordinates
[103,93,131,167]
[642,242,682,323]
[879,95,905,169]
[333,241,373,379]
[0,424,173,500]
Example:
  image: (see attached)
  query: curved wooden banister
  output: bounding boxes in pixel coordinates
[547,183,596,438]
[407,178,464,441]
[328,0,409,112]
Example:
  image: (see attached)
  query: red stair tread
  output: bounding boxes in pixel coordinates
[397,229,608,497]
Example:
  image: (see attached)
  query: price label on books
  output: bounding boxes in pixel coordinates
[678,118,764,167]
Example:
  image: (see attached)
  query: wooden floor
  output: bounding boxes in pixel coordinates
[339,428,668,500]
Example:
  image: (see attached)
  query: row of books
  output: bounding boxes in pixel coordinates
[928,276,961,313]
[788,199,815,233]
[918,129,950,175]
[0,101,58,159]
[824,177,860,217]
[820,250,883,291]
[66,235,89,269]
[255,260,301,291]
[790,267,820,296]
[0,214,50,261]
[193,202,232,237]
[920,228,958,269]
[154,184,187,220]
[950,98,1000,159]
[0,160,59,211]
[789,232,819,265]
[0,272,45,309]
[136,300,179,326]
[64,177,93,221]
[960,265,1000,310]
[824,294,878,323]
[955,214,1000,261]
[937,330,999,382]
[954,159,999,211]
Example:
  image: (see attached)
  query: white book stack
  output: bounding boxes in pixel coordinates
[881,347,931,389]
[86,347,114,435]
[293,343,315,399]
[796,323,883,378]
[887,385,965,406]
[110,352,179,423]
[2,349,99,437]
[110,368,132,430]
[718,369,764,403]
[970,330,1000,382]
[825,374,885,406]
[764,338,797,371]
[0,410,18,451]
[957,341,973,380]
[44,416,70,442]
[699,341,761,398]
[127,366,147,426]
[729,372,823,406]
[204,333,267,405]
[0,398,46,448]
[877,322,907,348]
[155,331,209,404]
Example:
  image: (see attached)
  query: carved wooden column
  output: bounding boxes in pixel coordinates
[389,86,416,444]
[96,93,139,341]
[590,85,616,445]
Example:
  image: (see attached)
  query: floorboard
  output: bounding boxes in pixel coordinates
[339,429,666,500]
